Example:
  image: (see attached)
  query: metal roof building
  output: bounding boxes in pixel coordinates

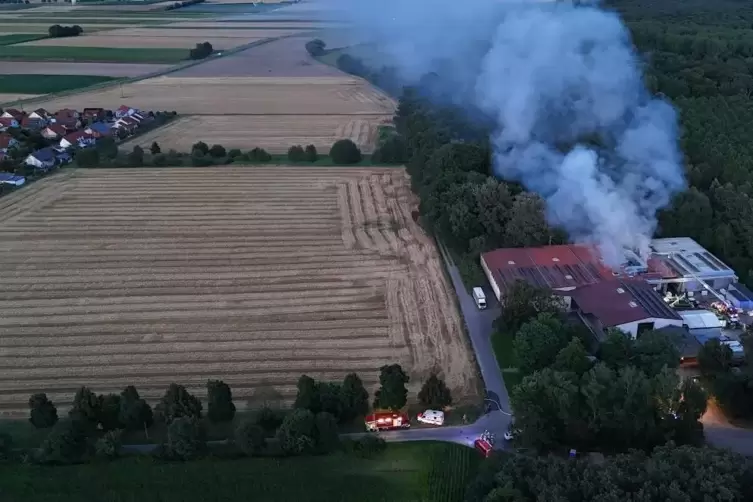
[649,238,737,293]
[679,310,723,330]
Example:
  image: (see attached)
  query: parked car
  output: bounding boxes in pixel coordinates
[417,409,445,426]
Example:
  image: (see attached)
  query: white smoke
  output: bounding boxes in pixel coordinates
[322,0,686,266]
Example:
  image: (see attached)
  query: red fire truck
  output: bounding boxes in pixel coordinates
[474,430,495,458]
[365,411,411,432]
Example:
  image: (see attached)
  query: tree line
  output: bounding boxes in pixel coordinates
[73,138,377,168]
[3,365,454,464]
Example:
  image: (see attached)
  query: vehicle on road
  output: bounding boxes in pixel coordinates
[365,411,411,432]
[474,430,495,458]
[417,409,445,426]
[473,287,487,309]
[504,424,517,441]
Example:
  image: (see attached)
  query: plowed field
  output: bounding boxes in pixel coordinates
[0,167,478,417]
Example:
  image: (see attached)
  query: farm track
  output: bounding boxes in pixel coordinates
[0,167,478,416]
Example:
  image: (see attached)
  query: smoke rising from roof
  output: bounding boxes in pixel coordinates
[323,0,686,267]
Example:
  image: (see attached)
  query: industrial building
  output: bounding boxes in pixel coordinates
[480,237,753,341]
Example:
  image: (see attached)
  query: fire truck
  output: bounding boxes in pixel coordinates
[365,411,411,432]
[474,430,495,458]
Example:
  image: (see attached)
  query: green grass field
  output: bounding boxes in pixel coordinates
[0,74,115,94]
[0,46,188,63]
[0,442,480,502]
[491,330,523,393]
[0,33,47,46]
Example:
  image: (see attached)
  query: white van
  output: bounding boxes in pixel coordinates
[473,287,487,310]
[417,409,445,426]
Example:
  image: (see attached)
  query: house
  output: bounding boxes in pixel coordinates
[115,105,138,118]
[20,116,46,131]
[60,131,95,149]
[1,108,23,121]
[28,108,49,121]
[0,117,19,130]
[24,148,57,171]
[568,279,684,339]
[41,124,68,140]
[0,132,19,152]
[82,107,106,121]
[55,108,79,119]
[85,121,113,138]
[0,171,25,186]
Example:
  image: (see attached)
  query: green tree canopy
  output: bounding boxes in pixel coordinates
[155,384,202,424]
[514,313,571,375]
[417,373,453,409]
[373,364,409,411]
[207,379,236,423]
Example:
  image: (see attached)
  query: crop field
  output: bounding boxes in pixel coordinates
[0,74,115,94]
[124,114,392,153]
[162,21,339,29]
[0,45,188,63]
[33,76,396,115]
[0,167,478,417]
[0,33,45,45]
[0,23,143,33]
[18,32,272,50]
[0,92,40,102]
[0,61,173,77]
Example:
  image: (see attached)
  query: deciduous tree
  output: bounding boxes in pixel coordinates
[165,417,206,461]
[373,364,409,410]
[155,384,202,424]
[276,408,316,455]
[339,373,369,422]
[417,373,453,409]
[513,313,571,375]
[496,281,564,334]
[28,393,58,429]
[119,386,153,432]
[235,420,266,456]
[207,379,236,423]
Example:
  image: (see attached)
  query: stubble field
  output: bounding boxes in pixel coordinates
[0,167,478,417]
[125,114,391,153]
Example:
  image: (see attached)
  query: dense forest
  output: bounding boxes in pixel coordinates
[610,0,753,287]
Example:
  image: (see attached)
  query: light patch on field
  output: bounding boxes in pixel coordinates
[0,23,130,33]
[0,62,173,77]
[18,34,267,50]
[0,92,41,103]
[33,76,396,115]
[0,167,479,417]
[124,114,391,153]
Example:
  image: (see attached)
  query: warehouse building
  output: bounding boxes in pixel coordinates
[568,279,683,338]
[648,238,738,294]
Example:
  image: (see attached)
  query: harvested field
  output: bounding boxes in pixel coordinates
[162,21,336,29]
[33,76,396,115]
[172,36,343,77]
[0,23,140,33]
[124,114,391,153]
[0,167,478,417]
[19,33,268,50]
[0,61,172,77]
[0,92,40,102]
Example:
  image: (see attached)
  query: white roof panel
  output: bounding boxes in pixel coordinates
[679,310,723,330]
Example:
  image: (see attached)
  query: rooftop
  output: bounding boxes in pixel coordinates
[679,309,723,330]
[570,279,682,327]
[650,237,735,279]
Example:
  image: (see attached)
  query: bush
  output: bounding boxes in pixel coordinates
[150,142,161,155]
[0,432,13,462]
[164,417,206,461]
[94,430,121,459]
[329,139,362,165]
[254,406,285,433]
[189,41,213,60]
[153,153,167,166]
[191,151,213,167]
[305,39,326,57]
[235,420,266,456]
[191,141,209,155]
[248,147,272,163]
[207,144,226,158]
[48,24,83,38]
[304,144,318,162]
[287,145,306,162]
[37,420,90,465]
[352,434,386,458]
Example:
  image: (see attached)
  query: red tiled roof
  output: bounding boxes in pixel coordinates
[570,279,682,327]
[482,244,611,293]
[0,133,13,148]
[4,108,23,119]
[63,130,93,142]
[118,105,131,111]
[0,117,16,127]
[45,124,67,136]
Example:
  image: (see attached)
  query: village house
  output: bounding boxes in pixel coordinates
[60,130,96,149]
[0,117,19,130]
[28,108,49,121]
[24,148,57,171]
[82,107,107,121]
[113,116,139,133]
[41,124,68,140]
[84,121,113,139]
[1,108,23,121]
[0,132,18,152]
[20,116,46,131]
[115,105,139,118]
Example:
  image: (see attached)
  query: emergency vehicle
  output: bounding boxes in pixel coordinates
[474,430,495,458]
[365,411,411,432]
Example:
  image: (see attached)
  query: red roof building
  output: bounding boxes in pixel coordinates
[568,279,682,338]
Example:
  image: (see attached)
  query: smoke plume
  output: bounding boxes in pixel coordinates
[322,0,686,266]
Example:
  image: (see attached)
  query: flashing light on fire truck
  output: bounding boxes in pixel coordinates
[365,411,411,432]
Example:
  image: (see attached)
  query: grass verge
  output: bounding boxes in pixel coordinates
[0,442,478,502]
[0,74,116,94]
[0,46,188,63]
[491,330,523,394]
[0,34,47,46]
